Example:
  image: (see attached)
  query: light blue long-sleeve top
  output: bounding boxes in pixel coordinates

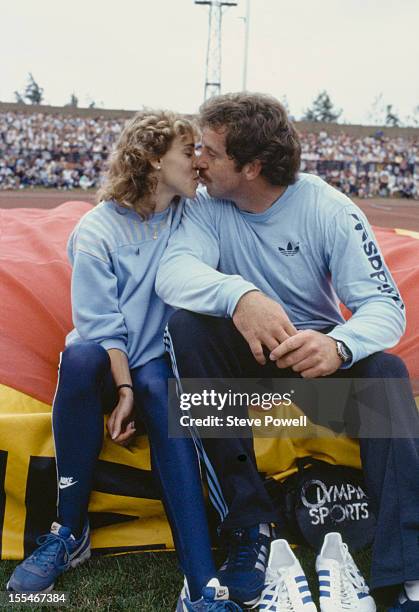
[66,199,183,368]
[156,173,405,367]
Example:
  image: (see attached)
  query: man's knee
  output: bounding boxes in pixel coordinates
[354,353,415,427]
[167,310,228,353]
[358,352,409,379]
[168,310,206,339]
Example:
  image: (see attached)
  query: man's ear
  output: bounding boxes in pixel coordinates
[243,159,262,181]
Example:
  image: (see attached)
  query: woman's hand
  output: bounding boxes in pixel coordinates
[107,389,136,446]
[106,349,136,446]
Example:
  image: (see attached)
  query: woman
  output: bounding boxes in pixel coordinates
[7,110,241,611]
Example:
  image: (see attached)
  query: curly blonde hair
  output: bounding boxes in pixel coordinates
[97,109,196,218]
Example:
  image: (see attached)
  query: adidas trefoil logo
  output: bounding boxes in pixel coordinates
[58,476,78,490]
[278,241,300,256]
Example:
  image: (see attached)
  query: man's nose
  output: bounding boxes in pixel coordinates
[195,156,208,169]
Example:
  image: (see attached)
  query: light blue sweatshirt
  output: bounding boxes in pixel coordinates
[66,199,183,368]
[156,173,405,366]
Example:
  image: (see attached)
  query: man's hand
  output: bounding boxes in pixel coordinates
[232,291,298,365]
[107,390,136,446]
[269,330,342,378]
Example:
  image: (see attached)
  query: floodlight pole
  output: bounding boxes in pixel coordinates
[195,0,238,101]
[242,0,250,90]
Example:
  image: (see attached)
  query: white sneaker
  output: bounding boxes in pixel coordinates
[315,533,376,612]
[176,577,242,611]
[257,539,317,611]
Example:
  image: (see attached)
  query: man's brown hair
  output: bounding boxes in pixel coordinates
[199,92,301,186]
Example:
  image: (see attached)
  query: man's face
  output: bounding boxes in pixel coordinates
[196,126,244,200]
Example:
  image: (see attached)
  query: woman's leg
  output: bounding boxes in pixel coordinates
[7,341,112,593]
[131,356,216,601]
[53,341,113,537]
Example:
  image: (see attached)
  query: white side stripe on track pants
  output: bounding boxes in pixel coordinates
[164,325,229,521]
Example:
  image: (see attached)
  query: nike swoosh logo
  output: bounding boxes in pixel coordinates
[59,481,78,489]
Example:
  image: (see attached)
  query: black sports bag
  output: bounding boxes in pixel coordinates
[265,457,377,551]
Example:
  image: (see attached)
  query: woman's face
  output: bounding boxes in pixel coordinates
[158,134,199,199]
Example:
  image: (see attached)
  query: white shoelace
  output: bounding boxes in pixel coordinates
[261,568,296,611]
[337,543,369,609]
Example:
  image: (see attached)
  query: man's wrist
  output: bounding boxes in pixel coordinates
[232,289,262,318]
[333,339,352,364]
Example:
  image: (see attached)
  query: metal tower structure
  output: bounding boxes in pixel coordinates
[195,0,238,101]
[242,0,250,90]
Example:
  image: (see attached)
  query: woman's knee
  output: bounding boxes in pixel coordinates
[60,342,110,386]
[133,358,170,411]
[141,374,168,406]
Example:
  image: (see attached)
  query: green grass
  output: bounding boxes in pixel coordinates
[0,548,388,611]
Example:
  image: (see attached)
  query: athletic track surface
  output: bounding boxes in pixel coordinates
[1,190,418,231]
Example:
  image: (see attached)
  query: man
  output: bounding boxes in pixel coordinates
[156,93,419,611]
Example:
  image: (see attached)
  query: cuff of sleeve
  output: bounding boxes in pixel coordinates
[100,338,129,354]
[224,279,260,318]
[326,329,358,369]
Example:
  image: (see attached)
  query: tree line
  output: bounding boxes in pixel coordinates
[9,73,419,127]
[13,74,95,109]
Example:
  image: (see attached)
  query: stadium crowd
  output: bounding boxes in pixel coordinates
[0,111,418,198]
[300,131,418,199]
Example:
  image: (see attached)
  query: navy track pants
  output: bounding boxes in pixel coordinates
[52,341,216,600]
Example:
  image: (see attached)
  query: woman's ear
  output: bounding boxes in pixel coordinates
[150,159,162,171]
